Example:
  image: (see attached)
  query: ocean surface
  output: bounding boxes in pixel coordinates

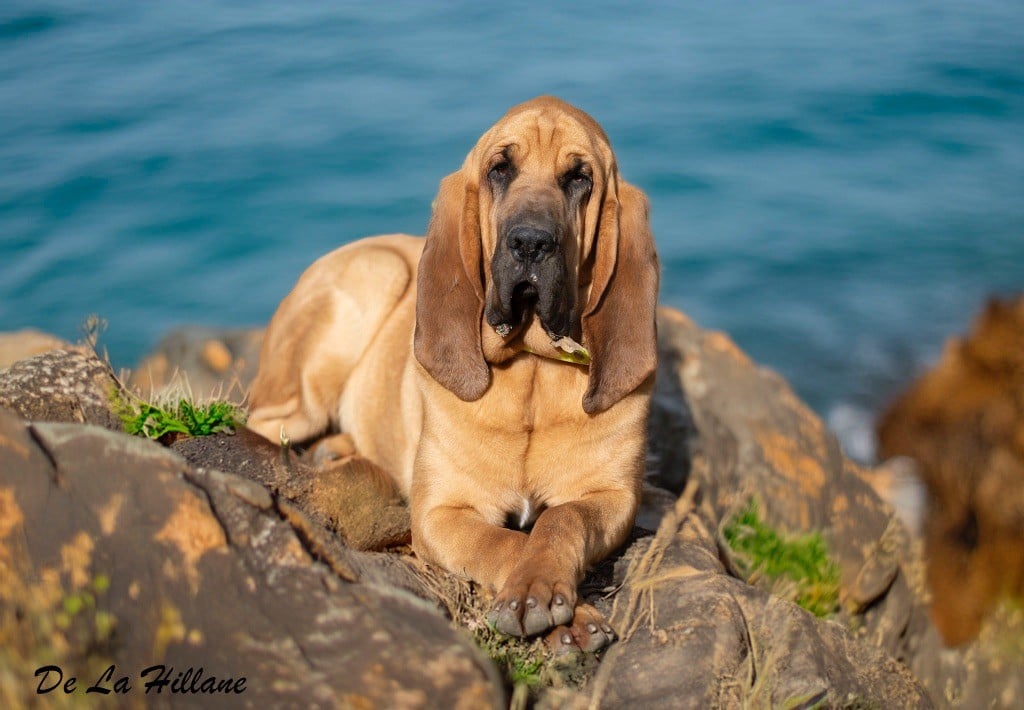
[1,1,1022,460]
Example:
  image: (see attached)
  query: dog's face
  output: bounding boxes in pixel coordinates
[476,107,612,341]
[414,96,659,414]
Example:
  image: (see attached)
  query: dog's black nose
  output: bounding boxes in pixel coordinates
[507,226,556,263]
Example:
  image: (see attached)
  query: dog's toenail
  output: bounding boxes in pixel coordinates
[553,595,565,606]
[509,599,519,611]
[561,633,573,645]
[493,602,503,612]
[602,624,613,634]
[526,597,537,608]
[587,623,598,634]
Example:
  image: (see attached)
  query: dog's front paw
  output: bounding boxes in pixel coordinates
[487,572,576,637]
[544,602,616,655]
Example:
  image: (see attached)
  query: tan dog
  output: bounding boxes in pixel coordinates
[247,96,659,650]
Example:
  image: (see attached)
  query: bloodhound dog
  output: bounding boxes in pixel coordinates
[247,96,659,651]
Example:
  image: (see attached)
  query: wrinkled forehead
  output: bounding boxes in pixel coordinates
[467,104,614,173]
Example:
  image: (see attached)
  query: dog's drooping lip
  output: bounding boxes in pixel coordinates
[486,238,576,341]
[507,280,542,329]
[486,278,570,341]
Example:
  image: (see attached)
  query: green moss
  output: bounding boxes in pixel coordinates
[723,498,841,618]
[471,621,597,709]
[420,570,592,705]
[984,596,1024,660]
[474,622,549,691]
[53,576,117,648]
[1,568,116,708]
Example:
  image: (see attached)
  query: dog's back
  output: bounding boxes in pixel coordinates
[247,234,425,493]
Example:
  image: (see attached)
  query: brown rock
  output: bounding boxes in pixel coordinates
[171,428,412,552]
[647,307,920,652]
[0,408,502,707]
[129,326,264,400]
[877,294,1024,647]
[638,305,1024,708]
[0,328,73,369]
[0,349,123,431]
[575,500,931,708]
[200,339,233,374]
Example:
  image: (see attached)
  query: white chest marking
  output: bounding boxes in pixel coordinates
[518,497,536,529]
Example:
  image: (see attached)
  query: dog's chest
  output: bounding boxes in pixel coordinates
[416,349,648,526]
[469,356,607,505]
[480,354,590,432]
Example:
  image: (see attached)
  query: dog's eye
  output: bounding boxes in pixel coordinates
[562,167,592,192]
[488,160,512,182]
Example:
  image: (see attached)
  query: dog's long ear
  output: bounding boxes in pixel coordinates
[581,179,660,414]
[414,170,490,400]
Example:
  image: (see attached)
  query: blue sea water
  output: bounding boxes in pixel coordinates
[1,1,1022,458]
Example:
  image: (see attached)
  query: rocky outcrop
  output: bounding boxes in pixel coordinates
[172,430,412,552]
[647,309,923,652]
[0,328,72,369]
[577,504,927,708]
[0,348,123,431]
[5,307,1020,708]
[561,308,932,708]
[643,308,1024,709]
[0,408,501,707]
[878,295,1024,647]
[128,326,263,399]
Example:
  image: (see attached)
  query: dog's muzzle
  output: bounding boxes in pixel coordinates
[486,221,576,340]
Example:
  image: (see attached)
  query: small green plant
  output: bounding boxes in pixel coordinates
[723,498,841,618]
[82,315,244,442]
[1,566,116,709]
[55,574,117,650]
[474,622,550,691]
[114,390,244,441]
[416,566,590,706]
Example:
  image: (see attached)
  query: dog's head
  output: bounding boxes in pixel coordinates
[414,96,659,414]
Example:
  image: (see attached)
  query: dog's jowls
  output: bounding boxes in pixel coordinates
[247,96,659,651]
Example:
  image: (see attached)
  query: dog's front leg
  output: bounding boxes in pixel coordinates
[488,488,637,638]
[412,505,529,589]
